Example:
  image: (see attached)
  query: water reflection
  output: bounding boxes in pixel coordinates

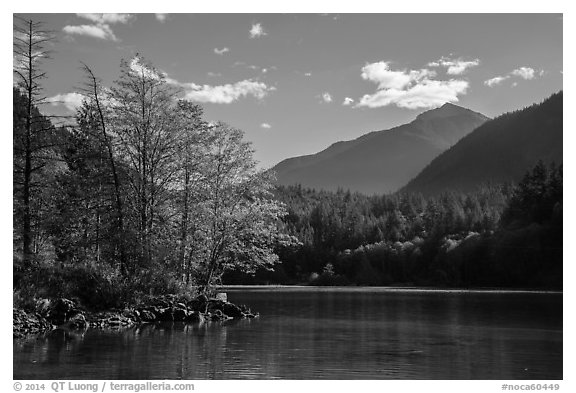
[14,290,562,379]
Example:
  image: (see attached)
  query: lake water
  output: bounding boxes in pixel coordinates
[13,287,562,380]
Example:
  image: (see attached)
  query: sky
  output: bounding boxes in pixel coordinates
[13,13,563,168]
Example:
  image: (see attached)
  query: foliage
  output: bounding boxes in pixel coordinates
[13,50,293,302]
[12,20,562,303]
[258,162,561,289]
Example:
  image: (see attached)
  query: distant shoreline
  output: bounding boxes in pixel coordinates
[218,285,562,294]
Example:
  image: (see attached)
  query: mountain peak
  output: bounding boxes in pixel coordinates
[273,100,489,194]
[402,92,562,195]
[415,102,477,122]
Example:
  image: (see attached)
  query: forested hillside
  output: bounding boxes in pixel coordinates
[402,92,563,195]
[225,161,562,288]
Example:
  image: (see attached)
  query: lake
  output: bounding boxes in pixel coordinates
[13,287,562,380]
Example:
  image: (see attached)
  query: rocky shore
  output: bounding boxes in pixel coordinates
[13,293,258,339]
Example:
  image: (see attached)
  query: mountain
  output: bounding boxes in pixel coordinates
[272,103,489,194]
[402,92,563,195]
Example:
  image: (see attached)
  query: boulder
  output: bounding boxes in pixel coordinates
[35,298,52,317]
[207,299,226,312]
[13,308,54,338]
[155,307,173,322]
[173,307,188,321]
[214,292,227,302]
[48,298,80,325]
[209,309,225,321]
[222,302,243,319]
[63,313,87,330]
[138,309,156,322]
[188,295,208,312]
[185,311,205,323]
[154,299,170,308]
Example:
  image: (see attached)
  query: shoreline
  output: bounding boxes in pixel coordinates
[13,294,258,340]
[219,285,562,294]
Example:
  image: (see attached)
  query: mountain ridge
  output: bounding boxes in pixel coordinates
[272,102,489,194]
[401,92,563,195]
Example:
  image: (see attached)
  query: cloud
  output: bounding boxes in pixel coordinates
[484,66,543,88]
[207,72,222,78]
[428,56,480,75]
[484,76,509,87]
[63,13,134,42]
[182,80,276,104]
[342,97,355,106]
[155,14,169,23]
[511,67,536,80]
[214,47,229,55]
[232,63,271,74]
[122,56,275,105]
[321,92,333,103]
[47,92,85,112]
[357,79,469,110]
[361,61,434,90]
[250,23,266,38]
[63,24,117,41]
[260,123,272,129]
[304,72,312,77]
[356,61,469,109]
[77,13,134,24]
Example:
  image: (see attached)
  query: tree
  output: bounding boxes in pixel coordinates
[501,161,563,228]
[173,100,210,283]
[109,56,180,267]
[78,64,128,273]
[13,17,56,263]
[192,123,293,293]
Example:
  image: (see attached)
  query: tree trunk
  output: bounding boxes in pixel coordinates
[179,164,190,281]
[22,19,34,264]
[85,65,128,275]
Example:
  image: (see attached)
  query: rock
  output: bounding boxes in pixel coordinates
[15,294,256,337]
[105,315,134,328]
[173,308,188,321]
[138,309,156,322]
[35,298,51,317]
[122,309,137,319]
[207,299,226,312]
[185,311,205,323]
[222,302,243,319]
[188,294,208,312]
[13,308,54,338]
[155,307,173,322]
[108,316,122,325]
[63,313,87,330]
[48,298,80,325]
[214,292,227,302]
[154,299,170,308]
